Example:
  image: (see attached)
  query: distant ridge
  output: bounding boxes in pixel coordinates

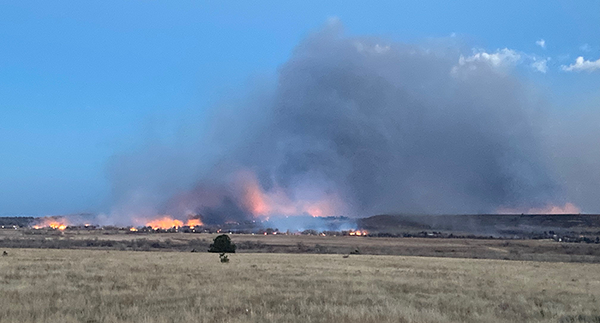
[358,214,600,237]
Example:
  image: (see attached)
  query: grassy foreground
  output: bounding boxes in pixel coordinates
[1,249,599,323]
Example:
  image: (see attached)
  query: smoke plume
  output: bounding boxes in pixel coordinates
[107,22,575,225]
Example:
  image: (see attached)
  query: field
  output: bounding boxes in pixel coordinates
[2,229,600,263]
[1,248,599,323]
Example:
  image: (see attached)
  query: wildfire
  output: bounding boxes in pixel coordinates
[129,227,138,232]
[51,223,67,230]
[145,216,203,230]
[244,178,271,215]
[186,218,202,227]
[238,171,343,218]
[32,218,68,230]
[348,230,368,236]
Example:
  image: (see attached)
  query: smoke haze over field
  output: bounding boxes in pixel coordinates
[106,22,595,225]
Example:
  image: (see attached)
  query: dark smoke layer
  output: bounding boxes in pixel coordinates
[106,22,568,225]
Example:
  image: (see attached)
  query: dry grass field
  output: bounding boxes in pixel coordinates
[2,229,600,263]
[1,248,599,323]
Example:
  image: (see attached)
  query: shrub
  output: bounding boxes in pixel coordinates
[208,234,236,253]
[219,253,229,263]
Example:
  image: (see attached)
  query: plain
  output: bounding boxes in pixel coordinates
[1,248,599,323]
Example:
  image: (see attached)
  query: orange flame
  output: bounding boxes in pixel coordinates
[145,216,203,230]
[32,218,68,230]
[238,171,343,218]
[187,218,202,227]
[146,216,183,229]
[243,179,271,215]
[348,230,368,236]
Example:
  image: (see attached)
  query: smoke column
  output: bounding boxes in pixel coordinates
[106,21,573,225]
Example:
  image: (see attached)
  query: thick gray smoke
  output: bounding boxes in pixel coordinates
[107,22,570,225]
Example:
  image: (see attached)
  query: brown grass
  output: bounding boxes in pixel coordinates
[1,248,599,323]
[2,229,600,262]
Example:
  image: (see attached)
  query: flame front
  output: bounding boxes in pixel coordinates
[32,218,68,230]
[186,218,202,227]
[145,216,203,230]
[146,216,183,229]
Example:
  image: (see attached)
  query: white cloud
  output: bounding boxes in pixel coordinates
[454,48,551,75]
[531,58,549,73]
[536,39,546,49]
[452,48,522,77]
[562,56,600,72]
[458,48,521,67]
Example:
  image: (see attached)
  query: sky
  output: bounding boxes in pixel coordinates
[1,1,599,216]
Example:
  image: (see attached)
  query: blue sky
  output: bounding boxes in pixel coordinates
[1,1,599,216]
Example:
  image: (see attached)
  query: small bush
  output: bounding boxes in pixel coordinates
[219,253,229,263]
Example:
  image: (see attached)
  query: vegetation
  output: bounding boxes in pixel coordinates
[1,230,600,262]
[0,248,599,322]
[0,217,34,227]
[208,234,236,253]
[219,252,229,263]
